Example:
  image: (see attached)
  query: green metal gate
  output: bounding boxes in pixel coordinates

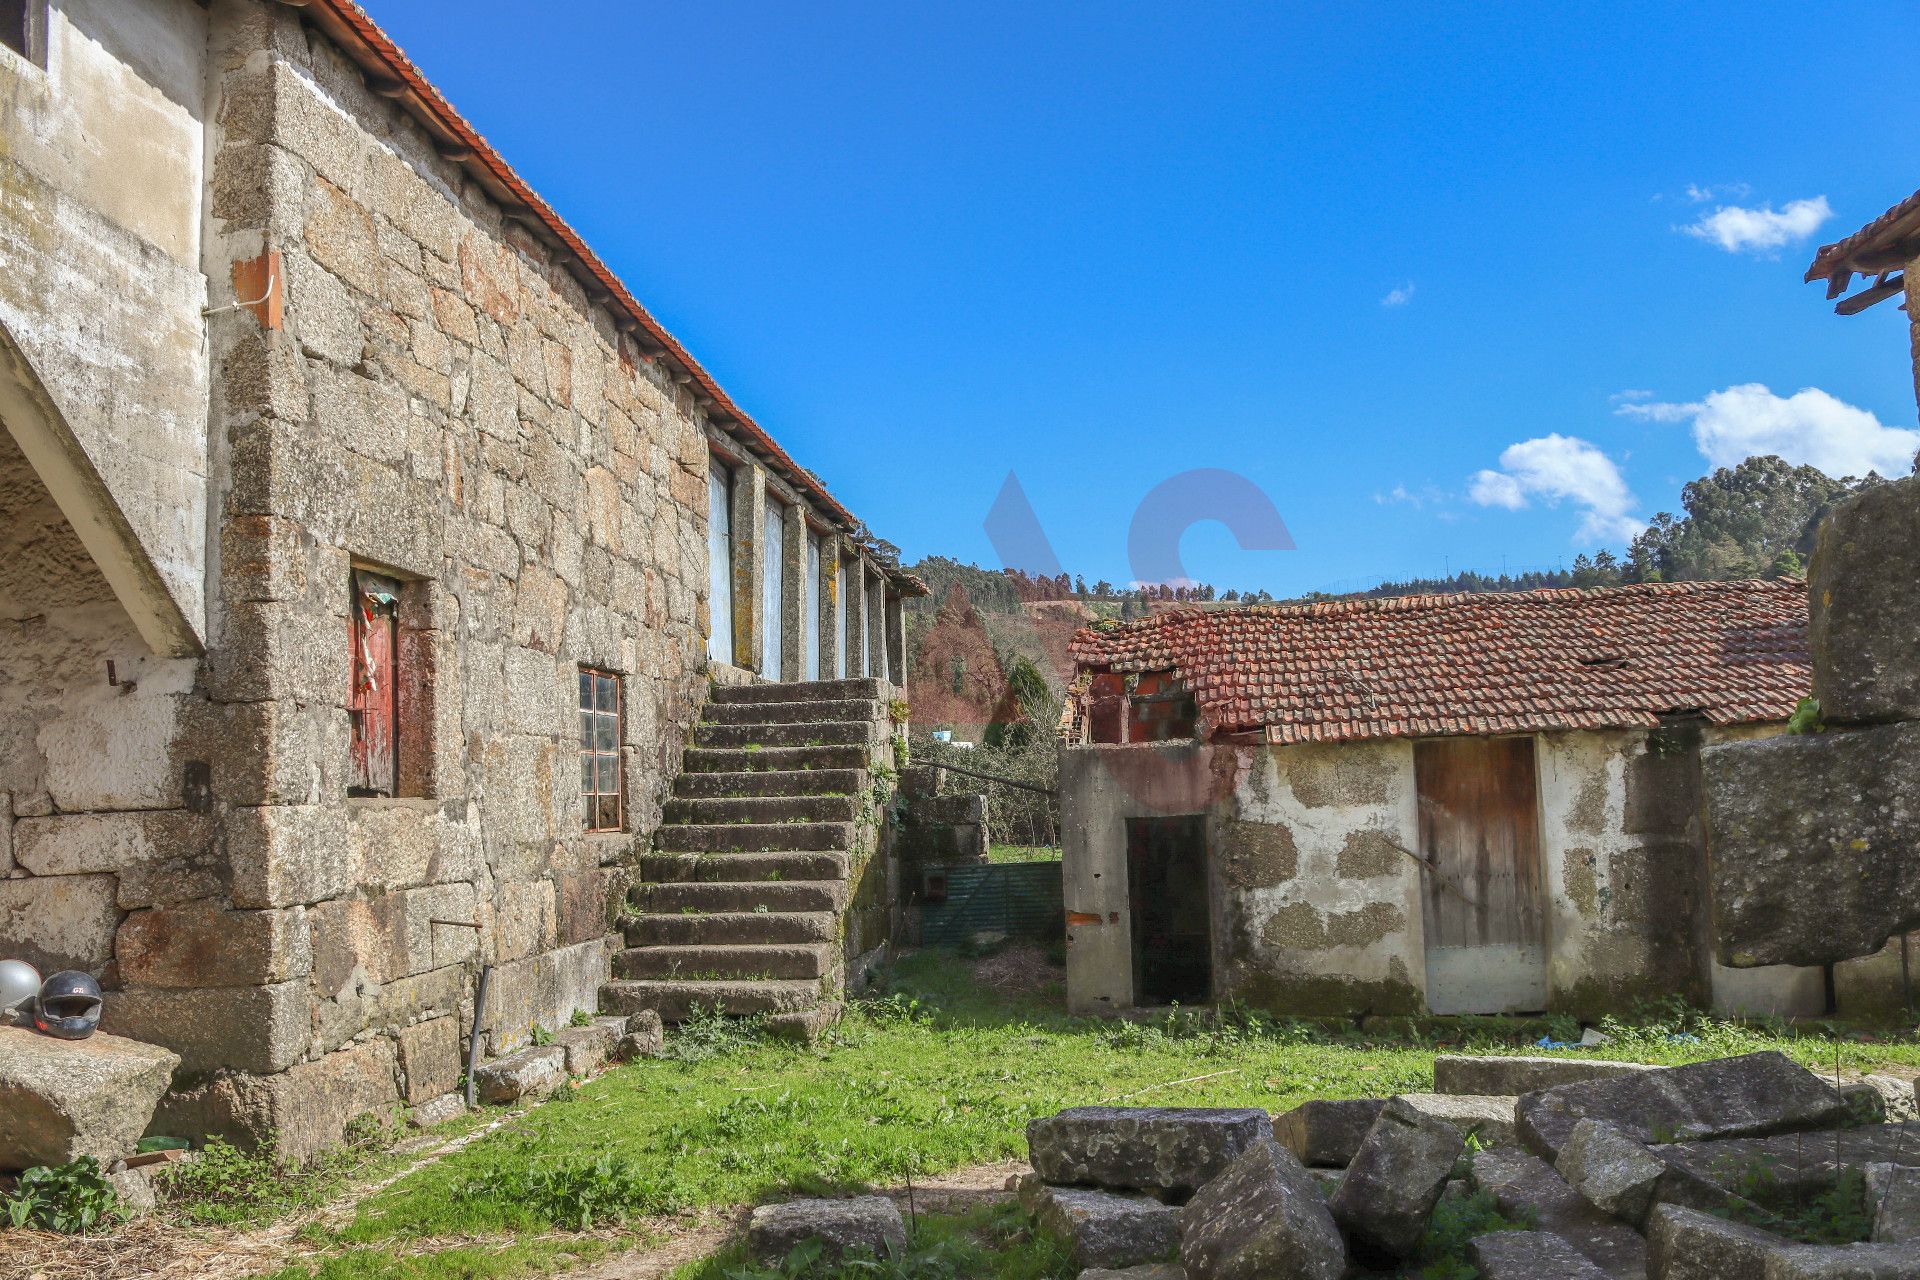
[918,861,1064,946]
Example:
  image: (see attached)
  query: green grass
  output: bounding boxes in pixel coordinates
[257,1238,622,1280]
[670,1204,1072,1280]
[160,1108,489,1228]
[260,952,1920,1277]
[985,845,1061,864]
[336,958,1440,1245]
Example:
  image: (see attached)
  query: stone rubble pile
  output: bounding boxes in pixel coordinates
[994,1050,1920,1279]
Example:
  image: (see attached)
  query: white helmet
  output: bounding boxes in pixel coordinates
[0,959,41,1015]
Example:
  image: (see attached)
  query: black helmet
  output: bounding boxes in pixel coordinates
[32,971,102,1041]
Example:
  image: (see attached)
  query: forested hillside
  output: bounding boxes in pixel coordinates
[903,453,1912,740]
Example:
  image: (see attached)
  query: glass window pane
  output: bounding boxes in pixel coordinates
[597,794,621,832]
[598,754,620,792]
[580,754,595,795]
[578,670,592,710]
[580,711,596,751]
[595,714,617,751]
[597,674,618,713]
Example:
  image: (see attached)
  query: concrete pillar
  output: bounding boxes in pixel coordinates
[866,565,887,684]
[817,533,841,681]
[781,501,806,681]
[885,590,906,698]
[844,553,867,678]
[729,462,765,671]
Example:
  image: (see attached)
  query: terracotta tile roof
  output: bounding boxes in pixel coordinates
[1068,580,1810,745]
[1805,187,1920,292]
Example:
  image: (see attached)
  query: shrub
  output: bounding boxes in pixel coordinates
[2,1157,123,1234]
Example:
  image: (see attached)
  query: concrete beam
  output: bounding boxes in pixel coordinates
[0,321,201,657]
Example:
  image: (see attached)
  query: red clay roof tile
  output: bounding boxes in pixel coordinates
[1068,580,1810,744]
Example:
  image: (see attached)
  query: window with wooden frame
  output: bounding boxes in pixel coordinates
[348,569,402,796]
[579,667,624,832]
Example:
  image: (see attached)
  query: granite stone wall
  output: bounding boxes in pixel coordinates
[0,0,908,1163]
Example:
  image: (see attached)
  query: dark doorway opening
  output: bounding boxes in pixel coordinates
[1126,815,1211,1006]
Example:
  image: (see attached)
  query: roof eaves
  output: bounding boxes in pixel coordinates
[1804,187,1920,295]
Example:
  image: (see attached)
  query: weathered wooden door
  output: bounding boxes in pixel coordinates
[1416,736,1547,1014]
[348,570,400,796]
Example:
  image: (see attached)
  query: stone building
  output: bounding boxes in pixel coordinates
[0,0,915,1159]
[1691,187,1920,991]
[1056,580,1863,1021]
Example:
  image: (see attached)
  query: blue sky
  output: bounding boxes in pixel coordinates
[374,2,1920,596]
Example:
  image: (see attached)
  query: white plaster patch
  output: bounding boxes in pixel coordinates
[1229,741,1424,988]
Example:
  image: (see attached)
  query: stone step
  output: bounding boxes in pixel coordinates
[654,821,854,854]
[613,943,833,981]
[663,794,859,825]
[682,745,870,774]
[631,879,846,914]
[623,910,839,947]
[694,720,872,750]
[600,977,824,1022]
[702,698,880,727]
[639,851,849,883]
[767,1002,843,1043]
[711,678,883,705]
[673,768,867,800]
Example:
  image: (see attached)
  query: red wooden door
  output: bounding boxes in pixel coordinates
[349,571,400,795]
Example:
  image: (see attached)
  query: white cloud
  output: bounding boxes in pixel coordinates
[1380,282,1415,307]
[1617,383,1920,478]
[1609,388,1654,403]
[1613,399,1698,424]
[1468,470,1527,510]
[1469,434,1643,543]
[1374,483,1446,509]
[1680,196,1832,255]
[1684,182,1751,204]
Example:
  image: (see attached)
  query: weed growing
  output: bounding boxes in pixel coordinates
[157,1104,473,1229]
[160,1138,359,1227]
[1716,1160,1873,1245]
[451,1154,686,1231]
[1413,1187,1534,1279]
[2,1156,124,1233]
[659,1004,772,1062]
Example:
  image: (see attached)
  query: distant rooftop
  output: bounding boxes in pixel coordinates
[1068,579,1811,745]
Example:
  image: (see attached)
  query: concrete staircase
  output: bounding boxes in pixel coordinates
[600,677,891,1040]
